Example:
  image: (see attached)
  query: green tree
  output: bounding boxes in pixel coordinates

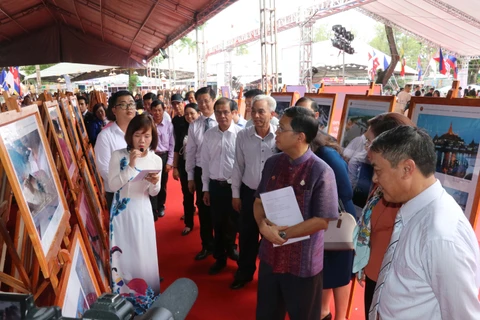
[128,69,139,93]
[369,24,436,71]
[21,64,55,76]
[313,24,331,42]
[467,59,480,84]
[235,44,248,56]
[177,36,196,54]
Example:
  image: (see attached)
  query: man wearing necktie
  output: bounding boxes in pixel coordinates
[185,87,217,260]
[367,126,480,320]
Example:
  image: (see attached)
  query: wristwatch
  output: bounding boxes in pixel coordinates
[279,231,287,240]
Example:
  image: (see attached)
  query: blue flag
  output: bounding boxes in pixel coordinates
[383,56,389,70]
[0,69,8,91]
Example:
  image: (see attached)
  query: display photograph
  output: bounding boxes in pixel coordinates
[417,113,480,180]
[341,107,383,148]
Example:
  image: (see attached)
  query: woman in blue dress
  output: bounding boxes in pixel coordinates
[312,132,356,320]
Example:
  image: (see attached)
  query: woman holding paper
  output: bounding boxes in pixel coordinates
[108,114,162,314]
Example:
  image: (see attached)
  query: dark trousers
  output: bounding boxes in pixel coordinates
[364,275,376,320]
[178,158,195,229]
[194,166,214,250]
[256,261,323,320]
[106,192,114,214]
[236,183,259,280]
[209,180,238,262]
[150,152,169,215]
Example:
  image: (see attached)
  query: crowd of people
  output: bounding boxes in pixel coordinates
[86,86,480,319]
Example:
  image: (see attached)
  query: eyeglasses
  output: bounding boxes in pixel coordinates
[115,102,136,110]
[214,110,231,116]
[365,139,372,148]
[276,127,296,133]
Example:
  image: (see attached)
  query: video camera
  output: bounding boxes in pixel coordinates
[0,278,198,320]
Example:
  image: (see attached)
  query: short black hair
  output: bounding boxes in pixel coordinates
[295,97,319,112]
[185,103,199,113]
[185,91,195,98]
[368,112,415,137]
[283,106,318,144]
[244,89,264,98]
[125,114,158,151]
[195,86,216,101]
[151,100,165,110]
[143,92,156,101]
[92,103,105,115]
[78,95,88,105]
[214,97,238,112]
[108,90,134,110]
[370,126,436,177]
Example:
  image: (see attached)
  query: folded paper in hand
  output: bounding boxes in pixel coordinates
[259,186,309,246]
[131,169,161,182]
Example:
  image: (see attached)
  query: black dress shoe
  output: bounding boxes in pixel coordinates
[194,248,212,260]
[230,278,252,290]
[158,209,165,217]
[227,249,239,261]
[208,261,226,275]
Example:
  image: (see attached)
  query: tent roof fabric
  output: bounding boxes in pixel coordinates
[359,0,480,58]
[24,63,116,80]
[0,0,237,68]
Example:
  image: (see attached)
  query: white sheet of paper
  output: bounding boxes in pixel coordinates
[260,186,310,246]
[131,169,161,183]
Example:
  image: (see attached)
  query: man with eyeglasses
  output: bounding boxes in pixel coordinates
[186,87,216,260]
[254,106,338,320]
[201,98,243,275]
[230,94,277,289]
[95,91,137,212]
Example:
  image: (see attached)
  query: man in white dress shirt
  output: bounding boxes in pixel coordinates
[230,94,277,289]
[368,125,480,320]
[186,87,216,260]
[201,97,243,275]
[95,91,136,212]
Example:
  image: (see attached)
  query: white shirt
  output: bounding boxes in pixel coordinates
[245,117,279,128]
[379,180,480,320]
[231,124,277,198]
[94,122,127,192]
[235,115,248,128]
[396,91,411,113]
[185,113,217,180]
[201,122,242,192]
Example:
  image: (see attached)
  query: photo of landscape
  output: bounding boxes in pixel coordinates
[417,114,480,180]
[341,106,384,148]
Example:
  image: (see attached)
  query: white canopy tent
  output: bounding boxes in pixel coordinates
[358,1,480,58]
[25,63,117,80]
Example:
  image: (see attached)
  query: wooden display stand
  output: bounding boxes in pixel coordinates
[270,92,300,118]
[408,80,480,227]
[304,92,337,134]
[0,92,110,312]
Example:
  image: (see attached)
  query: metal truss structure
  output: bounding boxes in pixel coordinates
[259,0,278,93]
[196,26,207,88]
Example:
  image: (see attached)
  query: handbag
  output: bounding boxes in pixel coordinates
[324,200,356,251]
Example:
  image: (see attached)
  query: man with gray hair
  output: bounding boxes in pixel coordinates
[367,125,480,320]
[230,94,278,289]
[245,94,279,128]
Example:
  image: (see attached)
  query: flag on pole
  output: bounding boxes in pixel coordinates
[400,49,406,77]
[383,56,389,71]
[9,67,21,95]
[0,69,8,91]
[435,48,447,75]
[446,55,458,79]
[417,55,422,81]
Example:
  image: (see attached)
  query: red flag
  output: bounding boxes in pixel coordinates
[400,57,406,77]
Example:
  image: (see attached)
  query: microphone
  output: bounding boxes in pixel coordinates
[127,146,145,153]
[140,148,144,152]
[135,278,198,320]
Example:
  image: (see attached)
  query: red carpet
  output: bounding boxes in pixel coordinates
[156,175,367,319]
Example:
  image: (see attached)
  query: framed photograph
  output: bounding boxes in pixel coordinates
[304,93,336,134]
[59,98,83,162]
[0,105,70,277]
[75,182,109,292]
[409,98,480,225]
[337,95,395,148]
[56,226,101,318]
[85,145,106,201]
[43,101,79,195]
[80,158,107,233]
[271,92,300,119]
[69,96,89,148]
